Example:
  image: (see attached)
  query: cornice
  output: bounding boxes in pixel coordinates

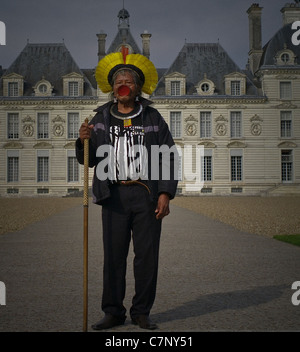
[0,97,99,107]
[152,96,267,105]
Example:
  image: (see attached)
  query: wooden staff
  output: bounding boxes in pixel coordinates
[83,117,89,332]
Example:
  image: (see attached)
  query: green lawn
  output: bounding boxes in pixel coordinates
[273,234,300,247]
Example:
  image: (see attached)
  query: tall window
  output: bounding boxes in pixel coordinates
[68,156,79,182]
[202,155,212,181]
[8,82,18,97]
[171,81,180,96]
[7,155,19,182]
[68,113,79,139]
[37,156,49,182]
[170,112,181,138]
[280,82,292,100]
[281,150,293,182]
[231,151,242,182]
[7,113,19,139]
[37,113,49,139]
[280,111,292,138]
[200,112,212,138]
[231,81,241,96]
[230,112,242,138]
[69,82,79,96]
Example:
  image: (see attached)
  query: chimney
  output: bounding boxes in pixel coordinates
[97,31,107,61]
[141,30,151,59]
[281,3,300,25]
[247,3,263,75]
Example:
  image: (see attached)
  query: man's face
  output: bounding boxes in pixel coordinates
[113,71,139,104]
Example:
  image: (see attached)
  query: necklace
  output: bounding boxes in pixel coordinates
[110,103,143,128]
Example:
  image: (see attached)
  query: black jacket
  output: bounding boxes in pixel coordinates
[76,98,178,205]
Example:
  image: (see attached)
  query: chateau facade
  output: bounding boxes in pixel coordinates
[0,3,300,197]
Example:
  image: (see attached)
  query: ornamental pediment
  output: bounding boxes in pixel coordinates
[184,114,198,122]
[164,71,186,79]
[64,142,76,149]
[33,142,53,149]
[250,114,263,122]
[273,102,297,109]
[2,72,24,80]
[227,141,247,148]
[198,141,216,148]
[3,141,24,149]
[62,72,84,79]
[278,141,297,148]
[215,114,228,122]
[22,115,35,123]
[52,115,65,123]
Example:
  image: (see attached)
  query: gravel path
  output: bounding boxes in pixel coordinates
[1,196,299,238]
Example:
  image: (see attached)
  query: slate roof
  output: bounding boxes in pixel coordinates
[260,23,300,67]
[154,42,258,96]
[1,43,96,96]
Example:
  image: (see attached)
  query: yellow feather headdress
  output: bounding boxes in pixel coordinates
[95,48,158,95]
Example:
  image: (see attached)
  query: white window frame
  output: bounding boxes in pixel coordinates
[8,82,19,97]
[230,111,242,138]
[37,113,49,139]
[281,150,293,183]
[7,113,19,139]
[170,112,182,138]
[68,81,79,97]
[230,149,243,182]
[7,150,19,183]
[280,81,292,100]
[68,112,79,139]
[201,149,212,182]
[67,150,79,182]
[200,112,212,138]
[170,81,181,96]
[37,150,49,182]
[231,81,241,96]
[280,111,292,138]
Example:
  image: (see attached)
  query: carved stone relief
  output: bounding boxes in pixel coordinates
[22,115,35,137]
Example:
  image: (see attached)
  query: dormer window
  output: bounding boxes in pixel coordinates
[171,81,180,96]
[281,53,290,64]
[8,82,19,97]
[33,79,54,97]
[275,47,296,66]
[62,72,84,97]
[231,81,241,96]
[164,72,186,96]
[196,76,215,96]
[224,72,246,96]
[2,73,24,97]
[201,83,209,92]
[69,82,79,97]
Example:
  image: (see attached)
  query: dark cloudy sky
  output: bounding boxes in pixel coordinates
[0,0,291,70]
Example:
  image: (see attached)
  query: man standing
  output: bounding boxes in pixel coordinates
[76,49,178,330]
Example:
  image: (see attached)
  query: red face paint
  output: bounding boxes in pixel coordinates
[118,85,131,96]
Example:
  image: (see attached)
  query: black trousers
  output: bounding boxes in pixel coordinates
[101,183,162,318]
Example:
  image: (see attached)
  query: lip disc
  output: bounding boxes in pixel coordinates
[118,85,131,96]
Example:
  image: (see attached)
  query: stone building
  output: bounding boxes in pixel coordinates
[0,3,299,197]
